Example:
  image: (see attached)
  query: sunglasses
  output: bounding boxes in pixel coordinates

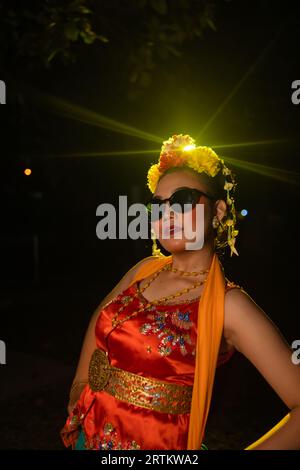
[146,187,215,221]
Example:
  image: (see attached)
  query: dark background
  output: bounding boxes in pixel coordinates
[0,0,299,449]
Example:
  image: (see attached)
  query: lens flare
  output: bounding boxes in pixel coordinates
[34,91,162,143]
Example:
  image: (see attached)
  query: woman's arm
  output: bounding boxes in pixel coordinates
[224,288,300,450]
[67,255,157,413]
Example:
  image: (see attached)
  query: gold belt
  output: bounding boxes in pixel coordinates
[88,348,192,414]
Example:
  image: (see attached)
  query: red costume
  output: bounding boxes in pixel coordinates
[61,278,239,450]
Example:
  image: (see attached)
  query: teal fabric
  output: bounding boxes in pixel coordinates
[74,429,86,450]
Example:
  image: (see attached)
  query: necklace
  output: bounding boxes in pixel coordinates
[166,264,209,277]
[111,264,207,328]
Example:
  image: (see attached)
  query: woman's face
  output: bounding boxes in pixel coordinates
[150,170,216,254]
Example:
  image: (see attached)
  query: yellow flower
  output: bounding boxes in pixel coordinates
[147,164,161,193]
[184,146,220,177]
[222,166,231,176]
[199,147,220,176]
[187,152,206,174]
[224,182,234,191]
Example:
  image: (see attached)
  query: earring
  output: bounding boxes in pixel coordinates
[212,216,219,229]
[151,228,162,257]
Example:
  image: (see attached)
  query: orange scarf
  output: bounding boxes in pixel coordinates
[129,252,291,450]
[129,251,225,449]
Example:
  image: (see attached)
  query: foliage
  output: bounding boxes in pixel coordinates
[0,0,216,93]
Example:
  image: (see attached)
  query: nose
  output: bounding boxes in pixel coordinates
[161,202,175,223]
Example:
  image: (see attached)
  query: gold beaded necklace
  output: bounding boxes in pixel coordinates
[165,264,209,277]
[111,263,208,328]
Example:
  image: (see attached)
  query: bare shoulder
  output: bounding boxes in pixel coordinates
[111,255,159,291]
[95,256,159,314]
[125,255,159,284]
[130,255,159,271]
[224,286,286,353]
[223,287,266,350]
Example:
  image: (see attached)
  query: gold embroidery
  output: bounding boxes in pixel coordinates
[88,348,192,414]
[105,368,192,414]
[88,348,111,392]
[140,310,195,357]
[85,422,141,450]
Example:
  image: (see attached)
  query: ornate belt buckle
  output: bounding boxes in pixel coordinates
[88,348,111,392]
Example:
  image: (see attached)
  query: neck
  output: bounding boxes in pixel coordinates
[171,243,215,272]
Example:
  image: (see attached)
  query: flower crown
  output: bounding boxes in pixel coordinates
[147,134,239,257]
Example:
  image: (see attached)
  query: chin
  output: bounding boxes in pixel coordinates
[158,238,193,253]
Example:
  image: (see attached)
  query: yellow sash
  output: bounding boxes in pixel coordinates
[129,252,290,450]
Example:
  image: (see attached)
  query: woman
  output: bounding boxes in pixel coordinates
[60,134,299,450]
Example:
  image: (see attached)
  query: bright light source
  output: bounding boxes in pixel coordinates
[183,144,196,151]
[24,168,32,176]
[241,209,248,217]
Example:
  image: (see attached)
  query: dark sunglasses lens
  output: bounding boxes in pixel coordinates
[170,189,199,211]
[146,189,202,220]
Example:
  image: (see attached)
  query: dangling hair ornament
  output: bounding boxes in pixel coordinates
[147,134,239,257]
[151,228,163,257]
